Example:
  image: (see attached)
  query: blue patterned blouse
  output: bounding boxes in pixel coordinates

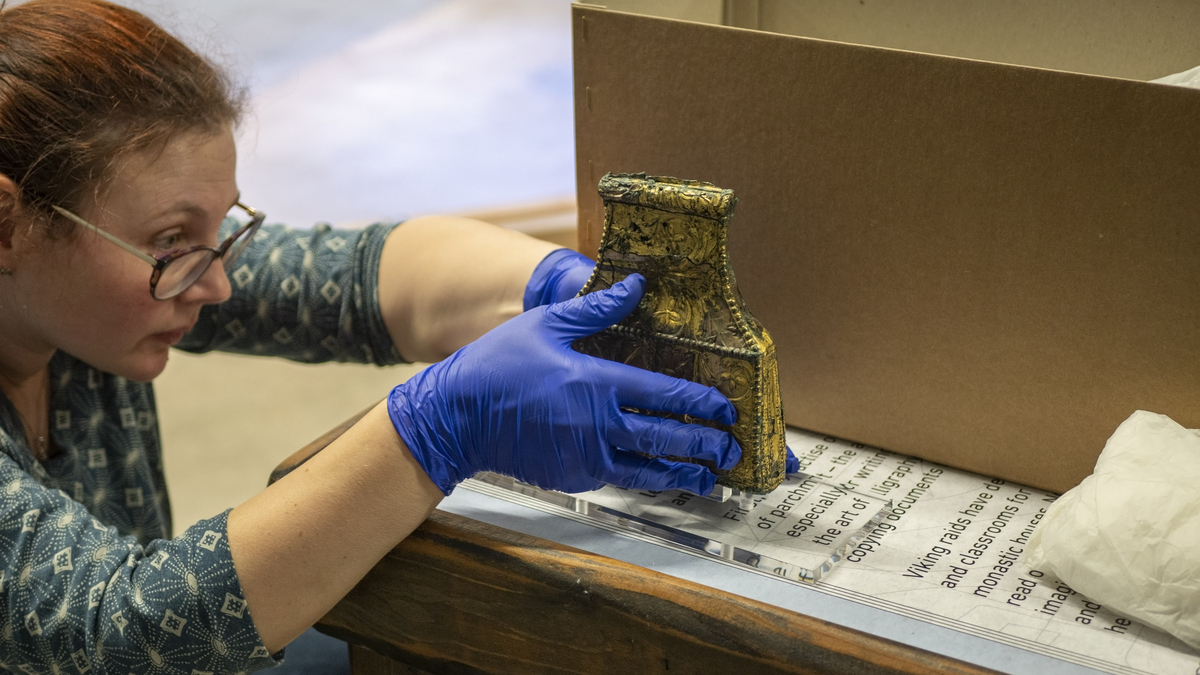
[0,221,402,673]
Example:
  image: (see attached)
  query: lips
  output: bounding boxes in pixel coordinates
[153,325,193,345]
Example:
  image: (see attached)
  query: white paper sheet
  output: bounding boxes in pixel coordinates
[460,428,1200,675]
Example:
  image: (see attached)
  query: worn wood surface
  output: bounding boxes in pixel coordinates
[274,405,1001,675]
[316,509,999,675]
[350,645,434,675]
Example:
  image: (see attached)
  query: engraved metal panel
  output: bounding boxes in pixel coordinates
[574,173,787,493]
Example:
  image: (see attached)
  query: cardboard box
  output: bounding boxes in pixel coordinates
[572,1,1200,493]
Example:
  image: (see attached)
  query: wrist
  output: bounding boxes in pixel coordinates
[386,375,470,496]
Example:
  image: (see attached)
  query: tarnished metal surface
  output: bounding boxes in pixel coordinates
[574,173,786,493]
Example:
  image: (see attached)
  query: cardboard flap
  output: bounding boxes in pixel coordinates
[573,5,1200,492]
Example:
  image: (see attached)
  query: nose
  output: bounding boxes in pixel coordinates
[178,255,233,306]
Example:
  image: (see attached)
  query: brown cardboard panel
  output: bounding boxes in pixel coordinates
[758,0,1200,81]
[573,6,1200,493]
[594,0,723,25]
[599,0,1200,80]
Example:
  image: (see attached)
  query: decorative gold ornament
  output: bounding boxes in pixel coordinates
[574,173,786,493]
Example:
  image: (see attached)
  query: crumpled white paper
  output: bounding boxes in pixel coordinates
[1025,411,1200,650]
[1152,64,1200,89]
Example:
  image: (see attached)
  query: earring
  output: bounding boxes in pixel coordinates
[0,268,11,276]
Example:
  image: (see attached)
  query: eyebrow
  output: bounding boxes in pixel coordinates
[150,194,241,222]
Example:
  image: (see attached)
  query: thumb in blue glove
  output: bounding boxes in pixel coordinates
[523,248,596,311]
[388,274,741,496]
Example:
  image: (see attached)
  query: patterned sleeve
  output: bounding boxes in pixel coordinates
[0,454,278,674]
[177,221,406,365]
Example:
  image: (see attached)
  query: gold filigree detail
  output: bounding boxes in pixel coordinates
[574,173,787,493]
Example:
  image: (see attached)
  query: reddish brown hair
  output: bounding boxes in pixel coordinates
[0,0,244,234]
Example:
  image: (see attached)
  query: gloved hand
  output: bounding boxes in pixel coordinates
[523,249,796,480]
[525,249,806,475]
[524,249,804,480]
[523,248,596,311]
[389,274,740,496]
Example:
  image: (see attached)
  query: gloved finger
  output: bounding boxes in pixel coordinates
[523,249,596,310]
[545,273,645,337]
[786,446,800,474]
[610,413,741,470]
[604,451,718,495]
[554,257,596,304]
[598,361,736,425]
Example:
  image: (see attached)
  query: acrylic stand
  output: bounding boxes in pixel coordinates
[464,471,893,583]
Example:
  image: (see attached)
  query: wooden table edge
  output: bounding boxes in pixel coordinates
[271,407,1004,675]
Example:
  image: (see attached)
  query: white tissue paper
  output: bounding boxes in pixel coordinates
[1152,64,1200,89]
[1025,411,1200,649]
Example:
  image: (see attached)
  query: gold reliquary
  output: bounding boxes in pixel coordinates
[573,173,786,493]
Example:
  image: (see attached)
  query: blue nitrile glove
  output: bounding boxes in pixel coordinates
[388,274,740,496]
[523,248,596,311]
[525,250,802,479]
[525,250,803,478]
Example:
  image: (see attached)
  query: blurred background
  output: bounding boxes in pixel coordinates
[133,0,576,225]
[84,0,578,529]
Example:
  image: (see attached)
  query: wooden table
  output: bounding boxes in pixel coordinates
[271,410,1001,675]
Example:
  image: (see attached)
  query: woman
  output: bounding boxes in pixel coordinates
[0,1,747,672]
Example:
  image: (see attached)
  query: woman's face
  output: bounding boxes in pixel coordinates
[10,127,238,382]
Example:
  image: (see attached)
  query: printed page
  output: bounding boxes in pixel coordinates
[776,429,1197,675]
[464,428,1200,675]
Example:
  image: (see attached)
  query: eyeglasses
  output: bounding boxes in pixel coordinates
[51,202,265,300]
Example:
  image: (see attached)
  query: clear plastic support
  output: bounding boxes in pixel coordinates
[465,472,893,583]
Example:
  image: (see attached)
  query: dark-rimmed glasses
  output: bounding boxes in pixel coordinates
[52,202,265,300]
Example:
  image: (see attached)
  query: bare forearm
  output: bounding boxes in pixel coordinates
[226,218,559,650]
[226,401,443,652]
[377,215,560,362]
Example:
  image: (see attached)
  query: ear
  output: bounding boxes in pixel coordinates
[0,174,21,249]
